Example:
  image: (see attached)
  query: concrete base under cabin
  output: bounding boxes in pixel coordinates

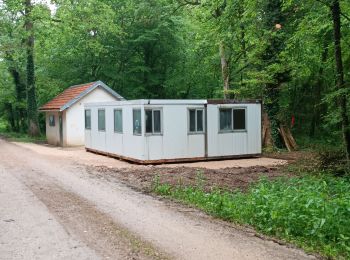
[86,147,262,165]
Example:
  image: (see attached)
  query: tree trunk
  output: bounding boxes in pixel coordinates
[4,103,16,131]
[24,0,40,136]
[261,0,289,149]
[262,111,274,149]
[331,0,350,160]
[219,42,230,99]
[310,44,328,137]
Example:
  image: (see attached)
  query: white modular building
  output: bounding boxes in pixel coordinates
[85,99,262,164]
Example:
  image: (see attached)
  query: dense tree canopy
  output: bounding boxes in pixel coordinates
[0,0,349,152]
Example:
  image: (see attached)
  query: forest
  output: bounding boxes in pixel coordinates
[1,1,350,258]
[0,0,350,153]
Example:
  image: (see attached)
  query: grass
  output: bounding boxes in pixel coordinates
[0,120,46,143]
[153,173,350,259]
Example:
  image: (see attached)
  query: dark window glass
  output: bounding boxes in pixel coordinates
[197,110,203,132]
[98,109,105,131]
[233,109,246,130]
[145,109,161,134]
[219,108,232,131]
[114,109,123,133]
[145,110,153,133]
[189,109,196,132]
[49,115,55,127]
[153,110,161,133]
[133,109,141,135]
[85,110,91,129]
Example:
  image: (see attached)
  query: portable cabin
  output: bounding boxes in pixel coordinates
[85,99,261,164]
[39,81,124,147]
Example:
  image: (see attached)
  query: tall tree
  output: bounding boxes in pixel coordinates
[24,0,40,136]
[260,0,290,148]
[331,0,350,159]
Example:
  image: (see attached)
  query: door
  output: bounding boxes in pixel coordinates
[59,113,63,146]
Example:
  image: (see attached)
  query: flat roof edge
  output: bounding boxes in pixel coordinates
[84,99,262,107]
[207,99,262,104]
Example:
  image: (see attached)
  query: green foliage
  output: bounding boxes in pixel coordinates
[154,175,350,259]
[0,119,45,142]
[0,0,350,148]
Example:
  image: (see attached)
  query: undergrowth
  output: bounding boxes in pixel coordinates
[153,174,350,259]
[0,128,46,143]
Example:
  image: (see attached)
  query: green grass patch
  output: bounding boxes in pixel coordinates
[0,124,45,143]
[153,175,350,259]
[0,130,46,143]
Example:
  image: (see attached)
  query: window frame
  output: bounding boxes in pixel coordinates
[133,108,142,136]
[113,109,123,133]
[188,108,205,135]
[85,109,91,130]
[97,109,106,132]
[49,115,55,127]
[218,107,247,133]
[145,108,163,135]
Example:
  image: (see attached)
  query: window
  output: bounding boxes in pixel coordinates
[85,110,91,129]
[219,107,247,132]
[98,109,105,131]
[49,115,55,127]
[114,109,123,133]
[189,109,204,133]
[233,109,246,130]
[133,109,141,135]
[145,109,162,134]
[219,108,232,131]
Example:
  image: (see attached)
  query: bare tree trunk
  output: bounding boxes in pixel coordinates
[24,0,40,136]
[219,42,230,99]
[262,111,274,149]
[331,0,350,160]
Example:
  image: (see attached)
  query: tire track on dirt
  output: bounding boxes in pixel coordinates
[21,174,171,260]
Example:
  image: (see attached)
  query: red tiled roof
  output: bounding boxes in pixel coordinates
[39,82,95,111]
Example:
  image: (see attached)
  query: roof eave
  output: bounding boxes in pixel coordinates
[38,108,61,112]
[60,81,125,111]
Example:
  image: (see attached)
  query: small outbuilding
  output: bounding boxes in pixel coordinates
[85,99,262,164]
[39,81,124,146]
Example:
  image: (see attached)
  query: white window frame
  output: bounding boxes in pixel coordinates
[98,109,106,132]
[114,109,123,133]
[218,107,247,133]
[85,109,91,130]
[133,108,142,136]
[145,108,163,135]
[188,108,205,134]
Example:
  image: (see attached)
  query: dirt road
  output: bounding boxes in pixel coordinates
[0,139,316,260]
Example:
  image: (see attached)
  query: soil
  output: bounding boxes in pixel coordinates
[15,142,287,169]
[89,165,289,193]
[1,139,317,260]
[264,150,315,162]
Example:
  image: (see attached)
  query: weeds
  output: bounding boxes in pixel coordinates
[0,130,45,143]
[154,174,350,259]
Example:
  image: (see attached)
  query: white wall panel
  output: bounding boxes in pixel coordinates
[45,112,60,146]
[65,88,117,146]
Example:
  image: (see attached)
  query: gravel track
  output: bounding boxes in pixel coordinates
[0,139,316,260]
